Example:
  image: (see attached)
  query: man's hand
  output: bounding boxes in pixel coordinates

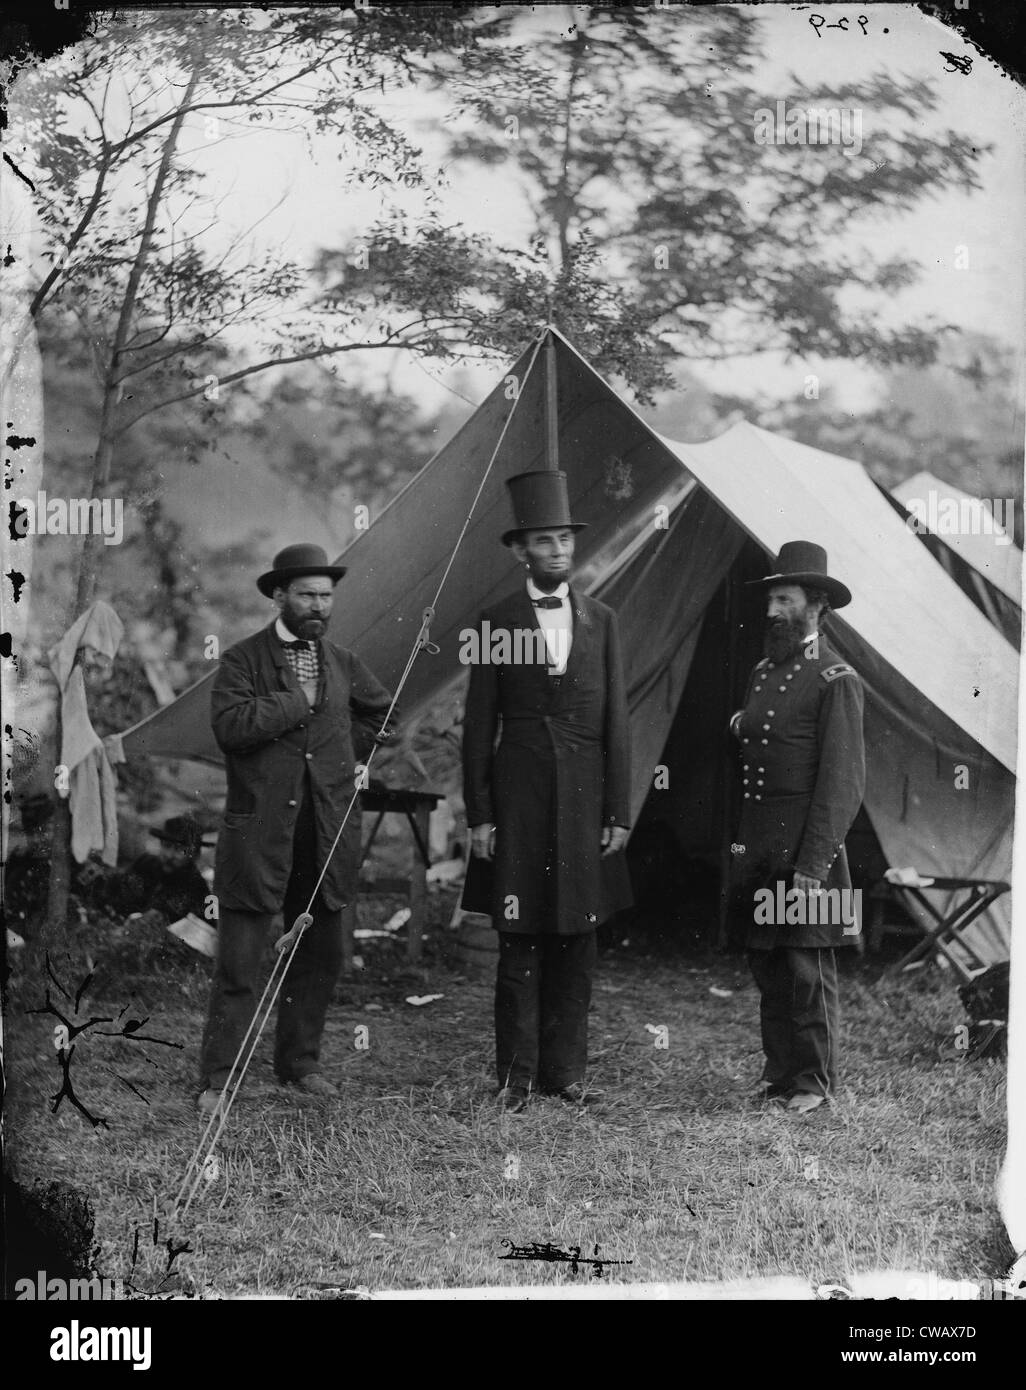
[601,825,628,857]
[470,824,496,861]
[793,871,822,896]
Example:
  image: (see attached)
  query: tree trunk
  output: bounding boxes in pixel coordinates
[552,23,587,275]
[75,65,201,615]
[45,66,202,950]
[39,704,73,962]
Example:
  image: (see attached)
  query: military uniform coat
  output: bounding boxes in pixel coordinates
[211,622,394,914]
[461,587,631,935]
[732,635,865,949]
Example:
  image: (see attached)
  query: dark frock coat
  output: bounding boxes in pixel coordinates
[732,635,866,949]
[461,588,631,935]
[211,622,394,914]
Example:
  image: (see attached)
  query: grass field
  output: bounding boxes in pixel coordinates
[4,894,1013,1298]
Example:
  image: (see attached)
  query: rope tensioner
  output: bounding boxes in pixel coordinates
[417,606,439,655]
[274,911,314,955]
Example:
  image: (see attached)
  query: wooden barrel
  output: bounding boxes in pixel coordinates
[455,914,498,975]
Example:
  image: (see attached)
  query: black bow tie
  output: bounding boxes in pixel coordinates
[532,596,565,609]
[282,637,313,648]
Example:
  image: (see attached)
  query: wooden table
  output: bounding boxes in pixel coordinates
[353,787,442,968]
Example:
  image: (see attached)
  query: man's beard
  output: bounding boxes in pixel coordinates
[763,615,805,665]
[281,609,326,640]
[530,564,571,595]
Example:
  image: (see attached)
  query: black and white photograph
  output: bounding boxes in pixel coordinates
[2,0,1024,1337]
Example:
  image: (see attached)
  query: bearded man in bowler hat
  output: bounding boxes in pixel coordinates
[198,544,395,1114]
[729,541,865,1115]
[462,471,631,1113]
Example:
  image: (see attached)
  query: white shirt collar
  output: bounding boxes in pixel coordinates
[275,617,301,643]
[526,579,569,602]
[802,630,820,645]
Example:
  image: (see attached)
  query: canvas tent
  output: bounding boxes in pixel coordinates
[889,470,1022,649]
[114,328,1017,968]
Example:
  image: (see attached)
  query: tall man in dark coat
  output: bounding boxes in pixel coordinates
[729,542,865,1115]
[462,471,631,1113]
[198,544,395,1115]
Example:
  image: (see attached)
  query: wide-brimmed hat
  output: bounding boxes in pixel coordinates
[501,470,588,547]
[747,540,852,610]
[256,543,347,598]
[150,816,214,852]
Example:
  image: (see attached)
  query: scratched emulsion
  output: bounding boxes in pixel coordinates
[27,953,184,1130]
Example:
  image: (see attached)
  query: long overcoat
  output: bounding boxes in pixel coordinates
[211,623,393,914]
[731,634,866,949]
[461,587,631,935]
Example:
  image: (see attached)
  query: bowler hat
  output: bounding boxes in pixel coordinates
[257,543,347,598]
[747,540,852,610]
[501,470,588,547]
[151,815,214,852]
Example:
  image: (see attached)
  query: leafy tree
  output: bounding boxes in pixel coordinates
[8,8,482,611]
[393,5,987,392]
[6,6,486,948]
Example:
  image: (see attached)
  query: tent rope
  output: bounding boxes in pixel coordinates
[171,327,549,1223]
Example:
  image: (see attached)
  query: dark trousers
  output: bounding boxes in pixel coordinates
[200,796,346,1090]
[495,931,597,1091]
[748,946,840,1097]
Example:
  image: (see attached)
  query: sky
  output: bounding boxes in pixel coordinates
[166,2,1026,417]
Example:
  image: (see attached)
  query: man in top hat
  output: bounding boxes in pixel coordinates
[728,541,865,1115]
[119,816,212,925]
[462,470,631,1113]
[197,544,396,1114]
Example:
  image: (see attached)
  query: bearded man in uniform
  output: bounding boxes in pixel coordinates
[729,542,865,1115]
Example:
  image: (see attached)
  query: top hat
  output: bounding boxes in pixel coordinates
[150,815,214,852]
[501,470,588,547]
[257,544,347,598]
[747,540,852,610]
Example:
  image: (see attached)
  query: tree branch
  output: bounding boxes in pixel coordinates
[29,151,113,320]
[74,62,203,614]
[112,323,457,434]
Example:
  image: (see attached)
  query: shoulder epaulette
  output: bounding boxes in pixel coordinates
[821,663,858,683]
